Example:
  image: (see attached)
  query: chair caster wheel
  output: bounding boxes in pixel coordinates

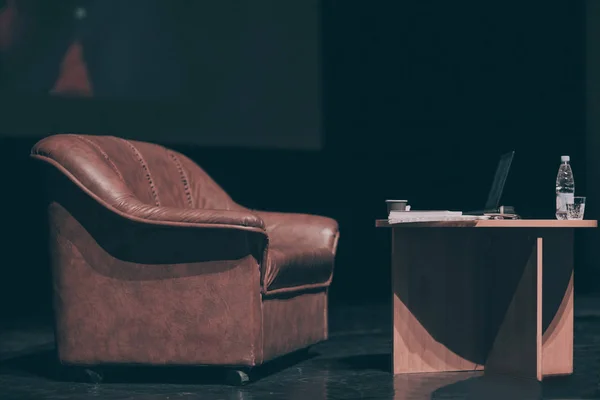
[299,346,311,356]
[225,369,250,386]
[83,368,104,384]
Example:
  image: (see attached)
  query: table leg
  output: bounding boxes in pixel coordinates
[391,228,487,374]
[391,228,574,381]
[484,237,542,380]
[540,230,574,377]
[485,230,574,380]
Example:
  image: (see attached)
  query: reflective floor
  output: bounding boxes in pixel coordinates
[1,305,600,399]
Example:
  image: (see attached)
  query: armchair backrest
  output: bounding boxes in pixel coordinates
[31,134,242,211]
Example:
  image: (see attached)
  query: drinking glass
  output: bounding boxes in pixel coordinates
[566,196,586,220]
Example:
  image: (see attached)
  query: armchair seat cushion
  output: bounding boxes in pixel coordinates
[255,211,338,294]
[264,245,334,293]
[263,245,334,293]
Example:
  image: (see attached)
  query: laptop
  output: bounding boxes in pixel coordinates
[464,151,515,215]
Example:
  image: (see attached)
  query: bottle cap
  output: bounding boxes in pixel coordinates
[561,155,570,162]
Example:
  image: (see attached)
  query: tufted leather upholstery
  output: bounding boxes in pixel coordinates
[31,134,339,367]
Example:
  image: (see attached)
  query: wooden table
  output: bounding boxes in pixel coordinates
[375,219,597,381]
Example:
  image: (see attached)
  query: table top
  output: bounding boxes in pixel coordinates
[375,219,598,228]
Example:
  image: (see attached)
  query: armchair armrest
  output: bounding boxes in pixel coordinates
[121,201,266,230]
[253,211,339,253]
[109,201,268,264]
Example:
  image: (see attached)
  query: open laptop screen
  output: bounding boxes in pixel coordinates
[484,151,515,211]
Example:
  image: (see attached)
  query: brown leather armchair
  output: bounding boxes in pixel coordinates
[31,134,339,382]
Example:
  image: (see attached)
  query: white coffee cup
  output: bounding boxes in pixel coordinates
[386,200,408,213]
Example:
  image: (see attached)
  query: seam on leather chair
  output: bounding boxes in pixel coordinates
[116,137,161,207]
[263,282,331,296]
[324,290,328,340]
[256,296,265,366]
[167,150,194,208]
[71,134,126,183]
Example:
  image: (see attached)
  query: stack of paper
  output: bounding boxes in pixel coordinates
[388,210,469,223]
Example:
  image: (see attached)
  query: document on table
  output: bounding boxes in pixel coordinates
[387,211,488,223]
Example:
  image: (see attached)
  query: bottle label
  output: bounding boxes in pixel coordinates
[557,193,574,211]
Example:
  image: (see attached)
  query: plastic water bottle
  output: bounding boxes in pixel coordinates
[556,155,575,220]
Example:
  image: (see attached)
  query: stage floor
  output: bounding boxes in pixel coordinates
[2,303,600,399]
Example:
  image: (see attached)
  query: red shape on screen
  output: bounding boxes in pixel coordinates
[51,41,93,97]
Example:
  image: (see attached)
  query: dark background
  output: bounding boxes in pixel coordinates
[0,1,595,321]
